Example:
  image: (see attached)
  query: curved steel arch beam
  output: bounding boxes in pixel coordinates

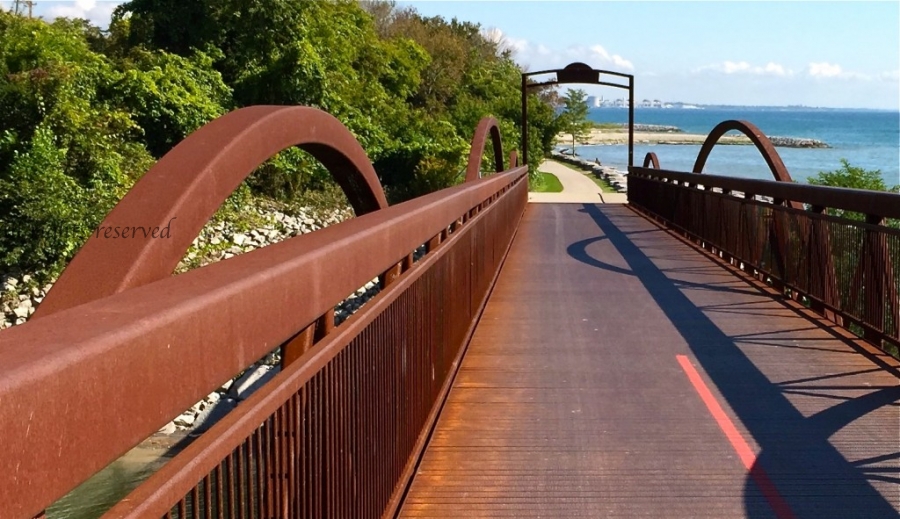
[642,152,660,169]
[693,119,801,209]
[35,106,388,318]
[693,120,793,181]
[465,117,504,182]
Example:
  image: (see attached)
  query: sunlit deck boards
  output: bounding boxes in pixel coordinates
[399,204,900,518]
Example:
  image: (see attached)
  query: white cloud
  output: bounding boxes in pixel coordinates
[806,62,874,80]
[879,70,899,81]
[763,62,788,76]
[480,27,530,55]
[808,62,843,78]
[695,60,792,76]
[497,38,635,74]
[587,44,634,71]
[44,0,122,27]
[722,61,751,74]
[481,27,503,43]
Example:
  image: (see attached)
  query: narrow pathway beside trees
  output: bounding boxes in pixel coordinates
[528,160,627,203]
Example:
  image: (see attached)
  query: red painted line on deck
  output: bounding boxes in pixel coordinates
[676,354,797,519]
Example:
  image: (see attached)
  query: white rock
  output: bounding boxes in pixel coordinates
[21,275,31,283]
[4,278,17,288]
[158,421,177,434]
[14,306,29,318]
[233,233,248,246]
[15,317,26,325]
[173,412,196,427]
[229,364,280,400]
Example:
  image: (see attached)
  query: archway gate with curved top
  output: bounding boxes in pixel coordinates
[2,101,899,519]
[521,62,635,168]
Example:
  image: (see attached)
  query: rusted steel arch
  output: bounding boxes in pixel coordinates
[35,106,388,318]
[509,150,518,168]
[642,152,660,169]
[693,119,802,212]
[465,117,504,182]
[690,121,840,322]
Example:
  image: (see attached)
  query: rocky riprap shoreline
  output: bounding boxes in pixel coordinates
[550,151,630,193]
[561,125,830,149]
[628,124,682,133]
[2,203,386,434]
[767,136,830,148]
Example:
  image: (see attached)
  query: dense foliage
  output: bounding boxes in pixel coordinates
[0,2,561,278]
[808,159,897,193]
[807,159,899,222]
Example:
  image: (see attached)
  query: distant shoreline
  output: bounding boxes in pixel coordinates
[588,105,898,113]
[556,128,830,148]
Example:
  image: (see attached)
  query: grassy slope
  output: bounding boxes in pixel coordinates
[530,172,563,193]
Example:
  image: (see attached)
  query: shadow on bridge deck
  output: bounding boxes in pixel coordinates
[399,204,899,518]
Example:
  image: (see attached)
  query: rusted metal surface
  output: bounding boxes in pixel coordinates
[100,165,528,519]
[692,120,798,197]
[629,166,900,351]
[642,151,660,169]
[401,203,900,518]
[630,167,900,219]
[0,146,525,519]
[35,106,389,319]
[465,117,505,182]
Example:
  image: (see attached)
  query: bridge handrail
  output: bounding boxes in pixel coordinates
[630,167,900,220]
[0,159,526,518]
[629,165,899,352]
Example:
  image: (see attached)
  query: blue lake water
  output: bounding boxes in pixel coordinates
[567,107,899,186]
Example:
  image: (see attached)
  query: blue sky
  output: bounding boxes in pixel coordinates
[16,1,900,109]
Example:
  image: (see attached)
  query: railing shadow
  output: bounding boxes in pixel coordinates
[572,203,899,518]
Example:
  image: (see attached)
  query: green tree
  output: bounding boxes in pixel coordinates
[111,48,232,157]
[560,88,591,156]
[0,2,562,277]
[0,11,155,276]
[807,159,899,221]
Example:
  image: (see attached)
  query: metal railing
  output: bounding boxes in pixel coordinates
[628,165,900,353]
[0,108,527,518]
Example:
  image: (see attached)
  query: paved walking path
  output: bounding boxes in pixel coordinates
[401,204,900,518]
[528,160,628,204]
